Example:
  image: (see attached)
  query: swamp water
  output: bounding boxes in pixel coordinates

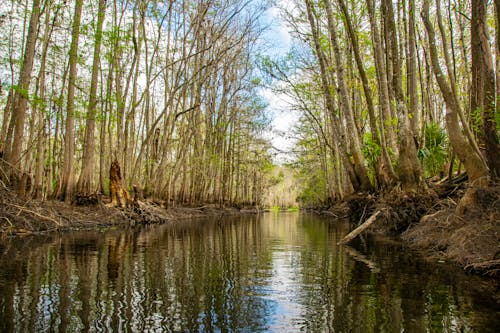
[0,212,498,332]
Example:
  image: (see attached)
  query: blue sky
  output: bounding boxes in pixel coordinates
[259,2,298,163]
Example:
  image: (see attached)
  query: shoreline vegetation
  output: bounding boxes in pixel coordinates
[327,178,500,280]
[1,174,498,285]
[0,185,263,236]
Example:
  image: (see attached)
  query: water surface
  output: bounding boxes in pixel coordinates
[0,213,498,332]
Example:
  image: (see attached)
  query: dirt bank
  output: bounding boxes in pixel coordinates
[0,187,258,236]
[330,181,500,279]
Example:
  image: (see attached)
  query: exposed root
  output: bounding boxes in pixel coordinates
[404,184,500,277]
[0,184,249,235]
[331,180,499,279]
[376,190,437,234]
[344,193,377,222]
[74,193,101,206]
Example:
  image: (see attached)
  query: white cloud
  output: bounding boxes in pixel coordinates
[257,1,299,163]
[260,88,299,163]
[260,3,292,56]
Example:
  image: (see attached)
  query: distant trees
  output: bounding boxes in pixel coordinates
[269,0,498,205]
[2,0,499,209]
[0,0,273,206]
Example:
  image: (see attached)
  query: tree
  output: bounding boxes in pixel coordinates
[4,0,41,178]
[471,0,500,178]
[77,0,107,195]
[56,0,83,202]
[421,0,488,183]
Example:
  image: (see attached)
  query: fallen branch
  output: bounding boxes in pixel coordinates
[338,210,383,245]
[6,203,63,226]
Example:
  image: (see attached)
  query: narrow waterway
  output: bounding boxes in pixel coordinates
[0,213,498,332]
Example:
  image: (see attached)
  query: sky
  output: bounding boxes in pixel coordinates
[258,2,299,164]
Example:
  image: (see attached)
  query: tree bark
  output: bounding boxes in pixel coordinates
[472,0,500,178]
[57,0,83,202]
[77,0,107,195]
[33,4,58,198]
[323,0,373,192]
[109,159,131,207]
[365,0,399,177]
[304,0,364,192]
[6,0,41,172]
[407,0,419,137]
[421,0,489,183]
[383,0,422,189]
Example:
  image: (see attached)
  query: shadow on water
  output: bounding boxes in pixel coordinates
[0,212,498,332]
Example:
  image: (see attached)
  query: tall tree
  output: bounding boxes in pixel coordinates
[77,0,107,195]
[382,0,422,189]
[322,0,373,192]
[4,0,41,175]
[365,0,399,166]
[336,0,396,188]
[57,0,83,202]
[471,0,500,178]
[421,0,488,183]
[304,0,366,192]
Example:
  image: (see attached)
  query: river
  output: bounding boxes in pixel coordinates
[0,212,498,332]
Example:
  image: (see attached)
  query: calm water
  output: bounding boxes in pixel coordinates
[0,213,498,332]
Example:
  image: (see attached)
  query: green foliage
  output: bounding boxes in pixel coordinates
[296,170,327,207]
[270,206,280,212]
[418,122,449,177]
[268,169,284,187]
[471,106,483,135]
[362,132,381,181]
[250,77,261,86]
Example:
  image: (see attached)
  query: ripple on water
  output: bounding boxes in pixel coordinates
[0,213,498,332]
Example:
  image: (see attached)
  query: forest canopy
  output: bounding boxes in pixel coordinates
[0,0,275,206]
[261,0,499,206]
[0,0,499,209]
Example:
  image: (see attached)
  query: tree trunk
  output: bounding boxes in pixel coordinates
[472,0,500,178]
[337,0,379,148]
[365,0,399,183]
[383,0,422,189]
[407,0,419,138]
[34,5,57,199]
[304,0,365,193]
[421,0,489,183]
[57,0,83,203]
[6,0,41,173]
[77,0,107,195]
[109,159,131,208]
[323,0,373,192]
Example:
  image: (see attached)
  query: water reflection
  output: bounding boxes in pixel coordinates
[0,213,498,332]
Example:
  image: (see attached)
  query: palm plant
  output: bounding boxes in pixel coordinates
[418,122,449,178]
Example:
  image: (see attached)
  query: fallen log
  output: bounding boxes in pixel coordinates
[338,210,383,245]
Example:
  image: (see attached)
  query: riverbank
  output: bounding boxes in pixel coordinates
[0,187,259,236]
[329,180,500,279]
[2,181,498,280]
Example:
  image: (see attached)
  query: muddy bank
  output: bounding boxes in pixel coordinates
[0,187,259,236]
[328,181,500,279]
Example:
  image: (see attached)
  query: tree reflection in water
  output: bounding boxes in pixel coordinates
[0,213,498,332]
